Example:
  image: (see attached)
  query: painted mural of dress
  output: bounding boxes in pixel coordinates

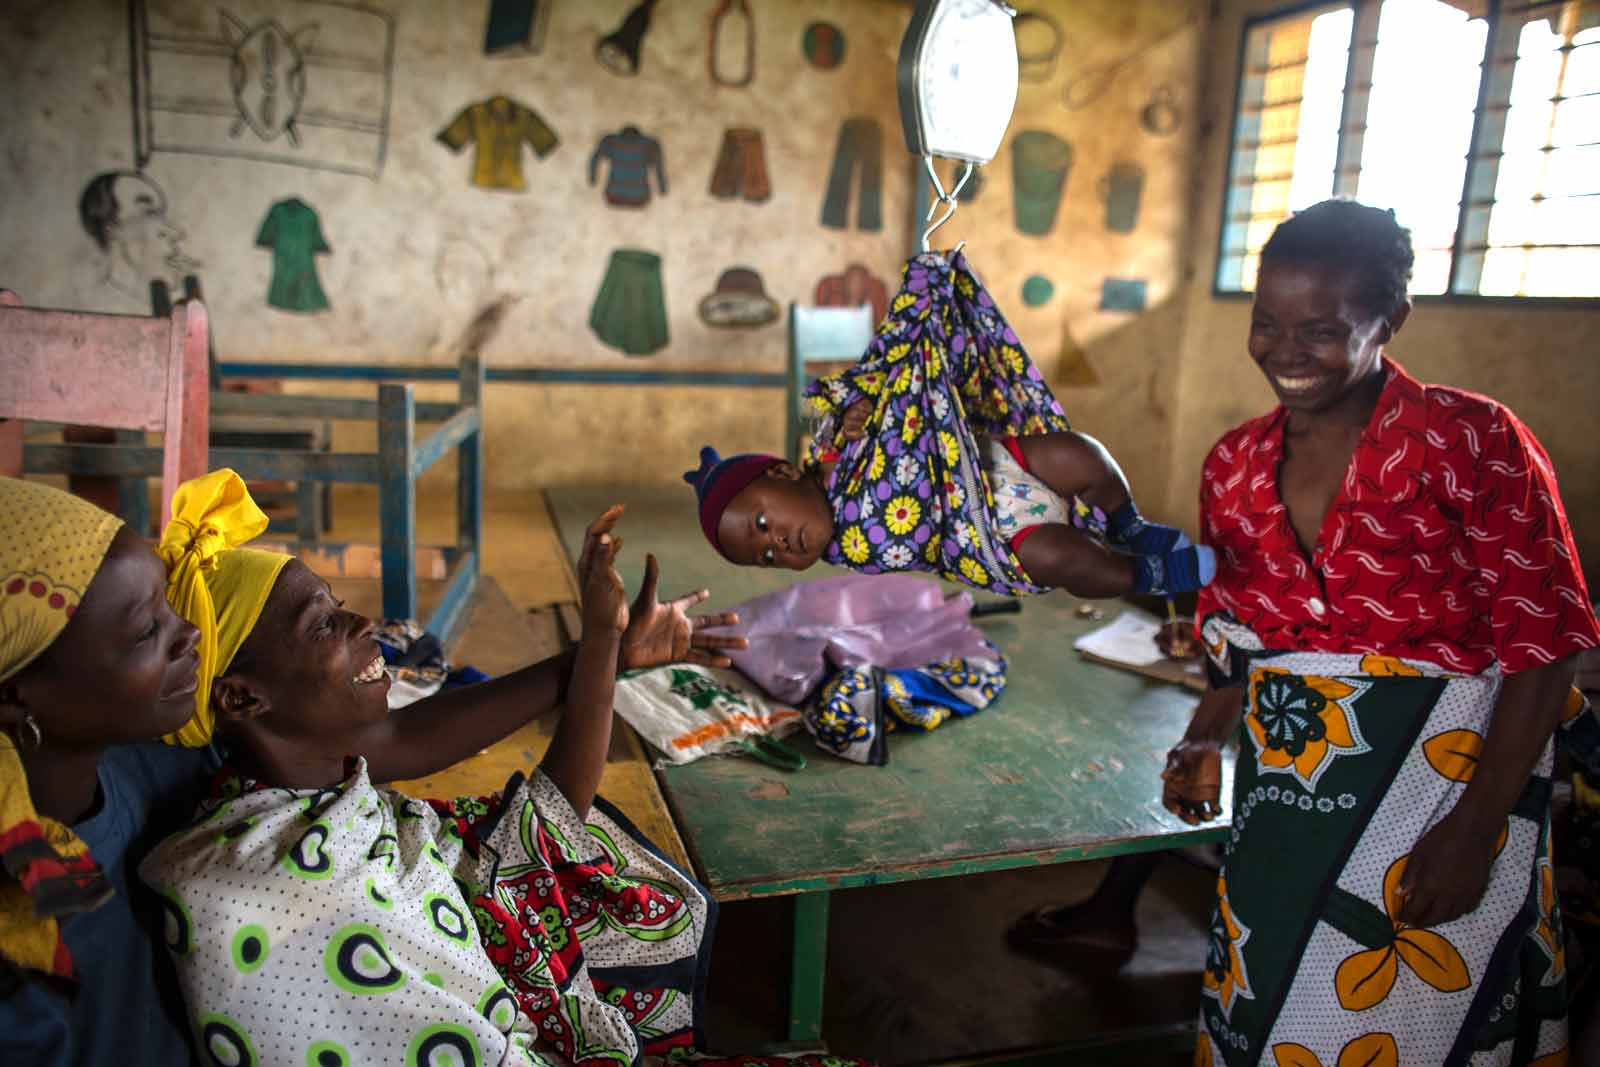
[255,198,330,313]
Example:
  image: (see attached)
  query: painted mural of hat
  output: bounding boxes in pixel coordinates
[697,267,779,328]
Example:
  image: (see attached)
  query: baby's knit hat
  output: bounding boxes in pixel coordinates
[683,446,781,557]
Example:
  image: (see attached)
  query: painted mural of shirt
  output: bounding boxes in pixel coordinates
[1197,358,1600,677]
[437,96,559,192]
[588,126,667,207]
[254,198,330,313]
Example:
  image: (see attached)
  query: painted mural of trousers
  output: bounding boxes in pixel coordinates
[819,118,882,231]
[708,127,770,202]
[589,248,669,357]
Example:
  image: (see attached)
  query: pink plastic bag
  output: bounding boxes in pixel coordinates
[703,574,998,705]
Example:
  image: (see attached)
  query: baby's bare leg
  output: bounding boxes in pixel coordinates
[1013,431,1130,513]
[1015,524,1135,598]
[1010,431,1215,594]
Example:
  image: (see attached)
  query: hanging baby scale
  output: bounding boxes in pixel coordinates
[896,0,1019,249]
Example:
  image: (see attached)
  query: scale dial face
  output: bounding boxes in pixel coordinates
[901,0,1019,164]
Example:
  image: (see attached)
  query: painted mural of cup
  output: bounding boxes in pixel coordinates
[1100,163,1145,234]
[1011,131,1073,237]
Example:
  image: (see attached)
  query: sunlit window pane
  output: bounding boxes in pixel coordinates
[1544,145,1600,196]
[1217,0,1599,299]
[1217,6,1352,291]
[1549,95,1600,148]
[1357,0,1487,293]
[1288,10,1351,208]
[1481,247,1600,296]
[1241,254,1263,291]
[1245,216,1282,254]
[1469,9,1600,294]
[1412,250,1456,293]
[1562,41,1600,97]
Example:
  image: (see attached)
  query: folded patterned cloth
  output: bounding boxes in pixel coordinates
[805,250,1073,596]
[807,655,1007,766]
[374,618,489,708]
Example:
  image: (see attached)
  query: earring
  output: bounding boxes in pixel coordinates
[18,714,42,750]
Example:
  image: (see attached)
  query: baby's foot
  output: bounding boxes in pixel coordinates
[1132,544,1217,595]
[1107,502,1193,555]
[1117,520,1192,555]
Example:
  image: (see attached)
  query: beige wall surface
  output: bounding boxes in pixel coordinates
[1,0,1211,501]
[1164,0,1600,581]
[919,0,1210,521]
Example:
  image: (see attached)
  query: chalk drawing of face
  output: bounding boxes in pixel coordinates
[78,171,198,298]
[222,11,318,146]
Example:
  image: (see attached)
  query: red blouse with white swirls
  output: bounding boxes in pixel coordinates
[1196,359,1599,676]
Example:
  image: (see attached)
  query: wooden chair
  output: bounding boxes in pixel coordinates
[785,302,875,464]
[0,290,209,522]
[155,276,335,541]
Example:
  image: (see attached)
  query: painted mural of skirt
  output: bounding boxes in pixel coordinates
[589,247,669,356]
[1195,614,1569,1067]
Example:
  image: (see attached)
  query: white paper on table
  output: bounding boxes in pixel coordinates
[1072,609,1170,668]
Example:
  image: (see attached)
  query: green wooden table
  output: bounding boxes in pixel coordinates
[548,488,1231,1049]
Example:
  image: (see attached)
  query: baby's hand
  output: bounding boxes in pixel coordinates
[582,534,629,638]
[839,398,873,441]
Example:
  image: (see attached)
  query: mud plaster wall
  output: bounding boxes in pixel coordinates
[2,0,1208,510]
[1164,0,1600,581]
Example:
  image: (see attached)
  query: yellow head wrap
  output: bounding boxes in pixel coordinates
[0,477,124,982]
[157,470,291,747]
[0,478,124,684]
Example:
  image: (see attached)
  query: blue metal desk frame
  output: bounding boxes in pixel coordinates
[24,353,486,645]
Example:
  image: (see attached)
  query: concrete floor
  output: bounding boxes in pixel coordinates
[704,855,1214,1064]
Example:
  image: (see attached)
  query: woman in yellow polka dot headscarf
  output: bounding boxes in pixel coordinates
[0,476,215,1065]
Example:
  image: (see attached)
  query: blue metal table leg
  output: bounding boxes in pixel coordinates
[378,383,417,622]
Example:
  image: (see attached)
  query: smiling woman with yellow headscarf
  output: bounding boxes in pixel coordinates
[0,476,218,1067]
[156,469,290,749]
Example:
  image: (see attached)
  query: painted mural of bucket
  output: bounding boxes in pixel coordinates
[1011,131,1073,237]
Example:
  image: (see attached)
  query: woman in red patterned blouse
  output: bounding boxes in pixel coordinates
[1159,200,1599,1065]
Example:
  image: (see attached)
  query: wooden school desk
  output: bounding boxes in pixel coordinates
[546,487,1232,1054]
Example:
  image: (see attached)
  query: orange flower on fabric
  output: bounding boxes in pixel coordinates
[1533,856,1565,985]
[1334,855,1471,1011]
[1562,686,1586,723]
[1202,874,1256,1021]
[1273,1032,1398,1067]
[1358,655,1422,677]
[1247,668,1372,791]
[1422,729,1483,783]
